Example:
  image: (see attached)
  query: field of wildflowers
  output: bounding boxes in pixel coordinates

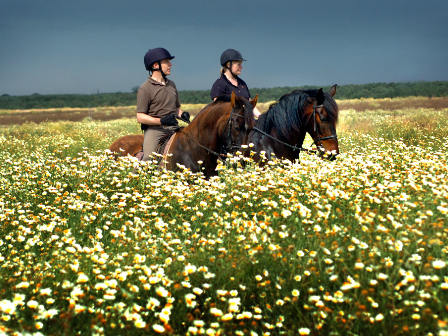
[0,104,447,335]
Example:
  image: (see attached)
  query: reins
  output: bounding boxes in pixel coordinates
[252,126,317,154]
[252,99,337,155]
[177,128,227,158]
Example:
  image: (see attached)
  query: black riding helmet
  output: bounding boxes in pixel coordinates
[220,49,246,77]
[144,48,175,79]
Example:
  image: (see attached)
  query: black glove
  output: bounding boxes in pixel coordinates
[160,114,178,126]
[180,111,191,123]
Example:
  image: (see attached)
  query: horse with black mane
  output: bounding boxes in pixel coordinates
[248,85,339,163]
[108,92,257,179]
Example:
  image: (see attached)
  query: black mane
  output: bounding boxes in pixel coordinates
[252,89,338,143]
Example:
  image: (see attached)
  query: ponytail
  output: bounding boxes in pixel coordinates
[220,67,228,76]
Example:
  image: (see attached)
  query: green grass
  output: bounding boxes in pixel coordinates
[0,108,447,336]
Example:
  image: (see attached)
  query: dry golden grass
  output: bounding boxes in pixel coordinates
[1,97,447,126]
[255,97,448,114]
[0,106,136,125]
[179,103,207,116]
[336,96,448,111]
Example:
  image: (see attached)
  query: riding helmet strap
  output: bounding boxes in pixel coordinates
[151,61,167,80]
[226,61,237,78]
[158,61,167,80]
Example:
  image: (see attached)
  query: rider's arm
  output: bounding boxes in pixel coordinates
[136,112,162,126]
[176,108,184,118]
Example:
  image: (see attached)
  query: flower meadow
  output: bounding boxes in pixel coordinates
[0,106,448,336]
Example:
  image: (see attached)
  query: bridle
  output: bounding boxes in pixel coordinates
[303,102,338,150]
[220,107,247,156]
[252,99,337,154]
[177,106,246,159]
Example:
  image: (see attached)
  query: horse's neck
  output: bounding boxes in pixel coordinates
[270,126,306,147]
[188,113,222,150]
[262,109,306,143]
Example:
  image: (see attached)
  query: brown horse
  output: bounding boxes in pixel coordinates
[108,91,257,178]
[248,85,339,163]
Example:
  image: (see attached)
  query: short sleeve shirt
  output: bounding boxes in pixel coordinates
[210,75,251,100]
[136,76,181,118]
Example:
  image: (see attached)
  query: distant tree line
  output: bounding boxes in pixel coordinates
[1,81,447,110]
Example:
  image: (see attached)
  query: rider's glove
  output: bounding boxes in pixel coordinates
[180,111,190,123]
[160,114,179,126]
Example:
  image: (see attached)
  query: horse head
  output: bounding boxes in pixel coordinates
[305,85,339,160]
[220,91,257,155]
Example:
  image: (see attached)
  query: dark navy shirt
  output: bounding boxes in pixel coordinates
[210,75,251,100]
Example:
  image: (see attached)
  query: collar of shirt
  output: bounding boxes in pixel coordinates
[148,75,170,86]
[222,74,241,88]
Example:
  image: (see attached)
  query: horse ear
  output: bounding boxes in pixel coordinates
[230,91,236,107]
[250,94,258,108]
[316,88,324,105]
[329,84,337,97]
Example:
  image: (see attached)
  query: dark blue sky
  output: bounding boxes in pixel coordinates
[1,0,447,96]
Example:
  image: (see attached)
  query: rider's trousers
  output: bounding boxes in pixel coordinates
[142,126,178,162]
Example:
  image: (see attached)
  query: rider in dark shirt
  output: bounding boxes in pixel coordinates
[210,49,261,118]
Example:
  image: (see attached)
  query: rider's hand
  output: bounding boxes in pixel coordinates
[160,114,178,126]
[180,111,190,123]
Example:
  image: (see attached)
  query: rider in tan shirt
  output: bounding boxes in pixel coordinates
[136,48,190,161]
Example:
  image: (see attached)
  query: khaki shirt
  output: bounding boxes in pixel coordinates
[136,76,181,118]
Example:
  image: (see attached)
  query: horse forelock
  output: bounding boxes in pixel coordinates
[214,96,255,129]
[234,97,254,131]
